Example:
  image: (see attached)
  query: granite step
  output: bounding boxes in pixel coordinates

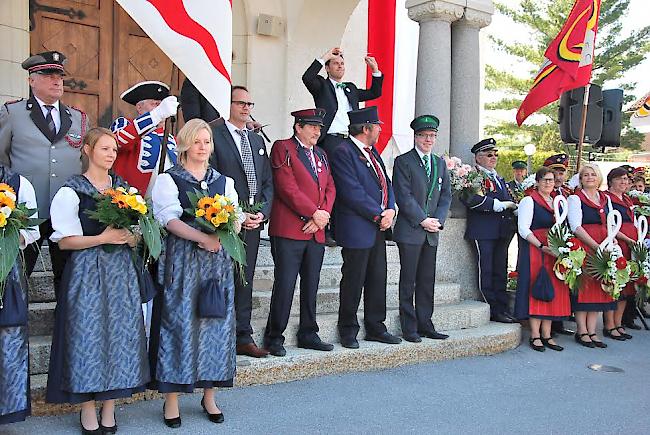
[27,300,491,376]
[28,322,521,416]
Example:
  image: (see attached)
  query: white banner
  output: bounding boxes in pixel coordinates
[116,0,232,118]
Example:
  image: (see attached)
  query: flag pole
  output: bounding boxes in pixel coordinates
[575,83,591,172]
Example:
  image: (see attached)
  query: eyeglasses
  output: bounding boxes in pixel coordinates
[415,133,437,140]
[231,100,255,108]
[539,178,555,183]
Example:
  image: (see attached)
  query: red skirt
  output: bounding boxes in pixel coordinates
[575,223,616,310]
[618,221,637,297]
[528,228,571,318]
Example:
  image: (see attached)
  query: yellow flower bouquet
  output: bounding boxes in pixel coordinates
[0,183,44,306]
[85,185,163,261]
[185,190,246,268]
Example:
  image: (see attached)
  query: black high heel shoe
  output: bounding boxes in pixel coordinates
[616,326,632,340]
[589,334,607,348]
[603,328,626,341]
[541,337,564,351]
[201,398,225,424]
[574,333,595,348]
[80,411,101,435]
[529,337,545,352]
[163,403,181,429]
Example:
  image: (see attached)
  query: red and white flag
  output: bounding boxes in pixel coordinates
[116,0,232,118]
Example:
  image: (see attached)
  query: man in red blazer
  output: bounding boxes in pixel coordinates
[263,108,336,356]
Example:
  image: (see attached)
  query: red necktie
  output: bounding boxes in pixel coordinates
[364,146,388,209]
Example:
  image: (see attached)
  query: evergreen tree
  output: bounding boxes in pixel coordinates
[486,0,650,151]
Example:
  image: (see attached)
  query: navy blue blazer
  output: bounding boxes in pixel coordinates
[461,170,514,240]
[329,138,395,249]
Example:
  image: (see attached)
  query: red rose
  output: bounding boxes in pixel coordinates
[568,237,581,251]
[615,257,628,270]
[557,263,568,274]
[637,276,648,285]
[508,271,518,279]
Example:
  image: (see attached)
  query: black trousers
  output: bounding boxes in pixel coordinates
[234,229,261,345]
[24,219,68,299]
[338,231,388,340]
[397,242,438,335]
[474,238,510,316]
[264,237,324,346]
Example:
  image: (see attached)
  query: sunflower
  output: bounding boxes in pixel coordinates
[205,206,219,222]
[0,183,15,196]
[0,192,15,210]
[224,204,235,213]
[111,194,129,209]
[197,197,213,210]
[103,188,118,198]
[0,213,6,228]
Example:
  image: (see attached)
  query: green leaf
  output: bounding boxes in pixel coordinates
[139,215,163,260]
[0,227,20,299]
[217,229,247,267]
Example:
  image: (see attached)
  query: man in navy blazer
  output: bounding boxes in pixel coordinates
[302,47,383,156]
[393,115,452,342]
[461,138,517,324]
[210,85,274,358]
[329,106,400,348]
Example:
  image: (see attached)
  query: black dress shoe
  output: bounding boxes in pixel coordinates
[623,321,642,330]
[603,328,626,341]
[163,403,181,429]
[541,337,564,351]
[553,327,575,336]
[491,313,514,324]
[324,235,337,247]
[589,334,607,348]
[340,337,359,349]
[365,332,402,344]
[297,338,334,351]
[99,407,117,434]
[403,333,422,343]
[201,398,224,424]
[80,411,101,435]
[265,343,287,357]
[529,337,545,352]
[616,326,632,339]
[420,330,449,340]
[574,333,595,348]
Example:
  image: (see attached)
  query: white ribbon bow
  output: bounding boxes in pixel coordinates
[636,215,648,243]
[552,195,568,230]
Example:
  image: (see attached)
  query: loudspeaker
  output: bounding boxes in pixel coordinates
[594,89,624,148]
[559,84,603,144]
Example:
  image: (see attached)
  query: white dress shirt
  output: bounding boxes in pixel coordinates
[295,137,317,171]
[316,58,382,135]
[350,136,379,177]
[517,196,535,239]
[11,175,40,248]
[225,120,247,159]
[34,96,61,133]
[152,172,244,227]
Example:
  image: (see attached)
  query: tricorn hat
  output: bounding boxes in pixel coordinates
[120,81,170,106]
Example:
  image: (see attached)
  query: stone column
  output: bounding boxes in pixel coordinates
[0,0,29,103]
[406,0,464,156]
[450,7,493,164]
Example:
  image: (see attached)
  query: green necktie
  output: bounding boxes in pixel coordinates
[336,82,346,89]
[423,154,431,178]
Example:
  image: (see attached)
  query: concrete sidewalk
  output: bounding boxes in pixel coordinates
[6,326,650,435]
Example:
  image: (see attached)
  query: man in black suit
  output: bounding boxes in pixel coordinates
[210,85,273,358]
[393,115,452,342]
[303,47,383,245]
[180,78,220,123]
[302,47,383,156]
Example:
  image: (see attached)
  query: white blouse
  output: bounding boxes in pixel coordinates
[516,196,535,239]
[13,175,40,249]
[152,173,243,227]
[49,187,83,243]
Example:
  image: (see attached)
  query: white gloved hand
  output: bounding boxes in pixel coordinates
[503,201,517,210]
[150,96,179,125]
[492,199,505,213]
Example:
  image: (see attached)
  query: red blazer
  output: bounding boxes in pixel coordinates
[268,137,336,243]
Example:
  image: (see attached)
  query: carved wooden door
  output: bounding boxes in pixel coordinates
[29,0,114,127]
[29,0,183,128]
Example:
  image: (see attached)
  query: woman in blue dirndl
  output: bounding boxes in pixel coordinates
[150,119,239,428]
[46,128,149,434]
[0,165,39,426]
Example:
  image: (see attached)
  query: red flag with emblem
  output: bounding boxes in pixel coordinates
[516,0,601,126]
[115,0,232,118]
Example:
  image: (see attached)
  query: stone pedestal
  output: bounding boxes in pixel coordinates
[0,0,29,103]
